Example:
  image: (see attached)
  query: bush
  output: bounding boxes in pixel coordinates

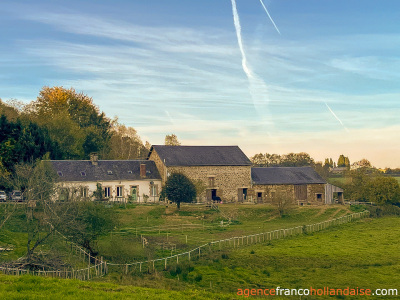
[221,253,229,259]
[368,205,400,218]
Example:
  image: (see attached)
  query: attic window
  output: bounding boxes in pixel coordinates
[57,171,63,177]
[146,170,151,174]
[80,171,86,176]
[128,171,133,174]
[107,170,113,175]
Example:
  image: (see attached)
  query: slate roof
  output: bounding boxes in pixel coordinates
[251,167,326,185]
[49,160,161,182]
[148,145,252,166]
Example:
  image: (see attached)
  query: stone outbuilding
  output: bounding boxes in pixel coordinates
[250,167,327,205]
[147,145,252,202]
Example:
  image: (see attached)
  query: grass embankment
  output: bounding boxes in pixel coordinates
[97,204,353,263]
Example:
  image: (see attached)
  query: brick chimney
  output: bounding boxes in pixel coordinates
[140,164,146,178]
[90,153,99,166]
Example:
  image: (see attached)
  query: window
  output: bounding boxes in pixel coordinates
[80,187,88,198]
[316,193,323,201]
[80,171,86,176]
[208,176,215,187]
[104,187,111,198]
[107,170,113,175]
[116,186,123,197]
[128,170,133,174]
[150,185,158,197]
[57,171,63,177]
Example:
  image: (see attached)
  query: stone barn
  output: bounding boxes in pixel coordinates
[147,145,252,202]
[250,167,327,205]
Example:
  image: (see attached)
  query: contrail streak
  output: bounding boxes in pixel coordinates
[231,0,271,124]
[231,0,253,79]
[325,102,350,132]
[259,0,281,35]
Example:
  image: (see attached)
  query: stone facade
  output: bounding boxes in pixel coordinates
[251,183,325,205]
[148,149,251,202]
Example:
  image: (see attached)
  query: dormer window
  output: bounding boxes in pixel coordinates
[57,171,63,177]
[80,171,86,176]
[128,170,133,174]
[107,170,113,175]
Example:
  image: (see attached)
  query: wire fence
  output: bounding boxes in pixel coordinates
[106,210,370,274]
[0,210,369,280]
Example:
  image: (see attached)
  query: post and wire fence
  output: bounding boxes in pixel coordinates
[0,210,369,279]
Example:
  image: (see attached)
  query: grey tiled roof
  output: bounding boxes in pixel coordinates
[49,160,161,182]
[251,167,326,185]
[148,145,252,166]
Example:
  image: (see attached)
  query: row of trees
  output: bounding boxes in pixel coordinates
[0,86,150,189]
[250,152,357,169]
[251,152,315,167]
[324,154,350,168]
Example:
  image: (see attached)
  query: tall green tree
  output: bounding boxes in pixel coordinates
[337,154,346,167]
[0,114,62,174]
[30,86,112,159]
[367,177,400,205]
[164,173,196,209]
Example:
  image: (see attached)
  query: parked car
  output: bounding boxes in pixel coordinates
[11,190,23,202]
[0,190,6,202]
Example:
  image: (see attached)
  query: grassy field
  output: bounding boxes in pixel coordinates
[1,204,399,299]
[0,274,233,299]
[1,216,399,299]
[96,204,354,263]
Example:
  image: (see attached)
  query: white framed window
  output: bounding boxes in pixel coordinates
[116,186,123,197]
[150,185,158,197]
[104,187,111,198]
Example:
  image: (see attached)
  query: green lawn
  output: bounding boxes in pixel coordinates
[0,274,232,299]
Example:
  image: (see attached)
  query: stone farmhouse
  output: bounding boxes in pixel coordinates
[50,153,161,203]
[147,145,252,202]
[50,146,343,205]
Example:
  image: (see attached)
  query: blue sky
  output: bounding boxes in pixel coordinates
[1,0,399,167]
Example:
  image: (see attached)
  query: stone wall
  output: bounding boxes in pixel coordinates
[167,165,251,202]
[251,184,325,204]
[148,150,167,183]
